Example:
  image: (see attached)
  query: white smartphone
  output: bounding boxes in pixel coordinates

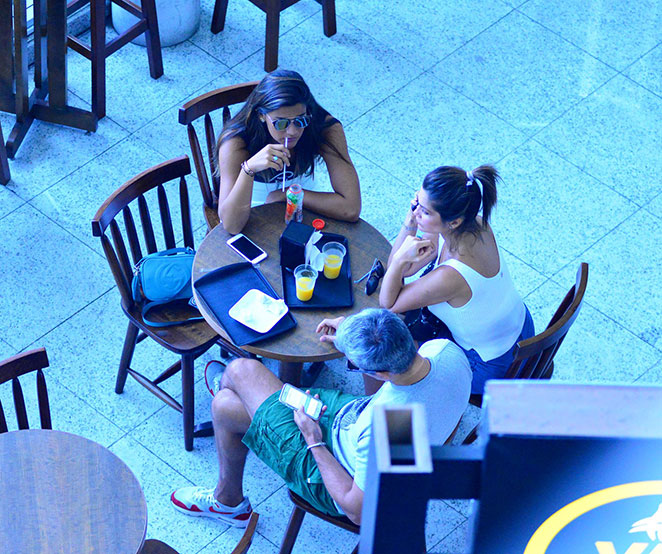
[278,384,323,420]
[227,234,267,264]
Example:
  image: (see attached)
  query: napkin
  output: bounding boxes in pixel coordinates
[304,230,324,271]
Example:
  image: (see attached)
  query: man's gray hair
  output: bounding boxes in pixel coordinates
[334,309,417,374]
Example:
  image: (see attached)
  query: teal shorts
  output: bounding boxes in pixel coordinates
[243,387,360,517]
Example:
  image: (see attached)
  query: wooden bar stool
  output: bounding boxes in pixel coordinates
[66,0,164,119]
[211,0,337,72]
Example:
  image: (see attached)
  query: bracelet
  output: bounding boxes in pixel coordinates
[306,441,326,451]
[241,160,255,177]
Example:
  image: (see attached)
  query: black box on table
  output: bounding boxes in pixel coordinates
[279,221,315,270]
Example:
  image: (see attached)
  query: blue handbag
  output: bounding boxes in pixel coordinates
[131,247,203,327]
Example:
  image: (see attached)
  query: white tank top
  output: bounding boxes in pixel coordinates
[427,235,525,361]
[251,168,317,207]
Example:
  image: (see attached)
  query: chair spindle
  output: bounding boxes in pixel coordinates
[157,184,176,250]
[187,123,213,207]
[110,220,134,286]
[37,368,52,429]
[12,378,29,429]
[138,195,158,253]
[123,206,143,265]
[180,176,194,249]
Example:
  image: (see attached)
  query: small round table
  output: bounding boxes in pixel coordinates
[192,203,392,385]
[0,429,148,554]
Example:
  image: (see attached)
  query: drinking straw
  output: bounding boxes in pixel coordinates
[282,137,288,192]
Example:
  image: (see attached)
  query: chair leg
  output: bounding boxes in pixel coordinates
[116,321,139,394]
[90,0,106,118]
[182,353,195,451]
[141,0,164,79]
[321,0,336,37]
[0,124,9,185]
[278,505,306,554]
[264,1,280,72]
[211,0,229,34]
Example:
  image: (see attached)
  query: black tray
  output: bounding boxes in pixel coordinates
[194,262,297,346]
[281,233,354,309]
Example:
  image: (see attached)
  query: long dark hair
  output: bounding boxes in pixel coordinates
[218,69,342,181]
[422,165,499,238]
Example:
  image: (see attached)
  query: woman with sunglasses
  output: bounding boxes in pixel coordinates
[379,165,534,394]
[217,69,361,234]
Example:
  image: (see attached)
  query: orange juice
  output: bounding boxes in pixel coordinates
[323,254,343,279]
[295,276,315,301]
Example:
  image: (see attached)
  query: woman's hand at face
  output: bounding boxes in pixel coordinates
[394,235,435,264]
[245,143,291,174]
[403,195,418,229]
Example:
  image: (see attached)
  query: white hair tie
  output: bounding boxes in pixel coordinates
[466,170,483,211]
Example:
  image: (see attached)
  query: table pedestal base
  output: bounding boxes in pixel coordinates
[279,361,303,387]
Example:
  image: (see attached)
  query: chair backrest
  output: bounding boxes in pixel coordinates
[506,262,589,380]
[178,82,258,229]
[0,348,51,433]
[91,156,195,311]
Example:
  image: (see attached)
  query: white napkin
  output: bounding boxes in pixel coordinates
[304,230,324,271]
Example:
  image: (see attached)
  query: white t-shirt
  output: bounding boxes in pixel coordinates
[251,168,317,207]
[331,340,471,496]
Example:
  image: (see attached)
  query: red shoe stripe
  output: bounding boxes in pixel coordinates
[171,492,202,512]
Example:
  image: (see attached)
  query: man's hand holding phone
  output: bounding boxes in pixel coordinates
[293,391,327,446]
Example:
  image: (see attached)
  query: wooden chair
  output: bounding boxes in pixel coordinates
[211,0,337,71]
[66,0,164,119]
[277,428,463,553]
[0,348,51,433]
[178,82,258,231]
[91,156,246,451]
[142,512,259,553]
[0,121,9,185]
[463,262,589,444]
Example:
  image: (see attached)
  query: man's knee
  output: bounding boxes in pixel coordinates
[211,388,236,423]
[222,357,266,389]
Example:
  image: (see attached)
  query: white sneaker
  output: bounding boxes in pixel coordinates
[170,486,252,527]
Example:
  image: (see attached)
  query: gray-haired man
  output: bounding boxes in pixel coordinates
[171,309,471,526]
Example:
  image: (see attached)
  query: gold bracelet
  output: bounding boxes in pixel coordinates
[241,160,255,177]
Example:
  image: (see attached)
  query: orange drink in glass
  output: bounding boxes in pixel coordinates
[294,264,318,301]
[322,242,346,280]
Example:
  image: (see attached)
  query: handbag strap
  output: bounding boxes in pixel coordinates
[141,300,204,328]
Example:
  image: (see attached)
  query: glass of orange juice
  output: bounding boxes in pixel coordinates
[322,242,346,279]
[294,264,318,301]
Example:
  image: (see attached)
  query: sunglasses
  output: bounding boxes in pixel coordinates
[266,114,312,131]
[346,359,377,374]
[353,258,385,296]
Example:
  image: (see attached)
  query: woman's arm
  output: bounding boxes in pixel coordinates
[218,138,291,234]
[291,122,361,222]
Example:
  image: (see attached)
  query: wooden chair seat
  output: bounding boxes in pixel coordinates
[91,156,248,451]
[66,0,163,119]
[179,82,259,232]
[0,348,52,433]
[211,0,337,72]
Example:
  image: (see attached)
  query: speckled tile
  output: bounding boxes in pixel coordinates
[647,192,662,220]
[535,75,662,206]
[28,135,198,255]
[433,11,615,135]
[425,500,467,548]
[553,209,662,349]
[0,339,15,359]
[109,435,226,553]
[66,27,231,133]
[0,369,125,445]
[334,0,512,70]
[189,0,320,69]
[233,13,423,124]
[0,204,113,350]
[346,72,527,187]
[1,101,128,201]
[525,279,661,383]
[428,519,470,554]
[498,248,547,298]
[197,526,278,554]
[492,141,638,276]
[133,69,246,162]
[0,185,24,220]
[130,375,285,506]
[634,359,662,385]
[35,288,192,430]
[626,45,662,97]
[520,0,661,71]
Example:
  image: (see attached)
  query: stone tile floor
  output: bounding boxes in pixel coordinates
[0,0,660,552]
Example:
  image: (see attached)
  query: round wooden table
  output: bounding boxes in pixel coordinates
[0,429,147,554]
[192,203,392,385]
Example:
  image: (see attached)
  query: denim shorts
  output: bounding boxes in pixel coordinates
[242,387,359,517]
[461,306,535,394]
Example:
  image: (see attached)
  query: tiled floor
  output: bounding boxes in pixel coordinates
[1,0,660,552]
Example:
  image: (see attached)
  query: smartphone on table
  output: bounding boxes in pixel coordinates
[226,234,267,264]
[278,384,323,420]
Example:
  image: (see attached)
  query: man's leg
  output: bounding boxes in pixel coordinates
[212,357,284,506]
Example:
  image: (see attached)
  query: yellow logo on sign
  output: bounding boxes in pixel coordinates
[524,481,662,554]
